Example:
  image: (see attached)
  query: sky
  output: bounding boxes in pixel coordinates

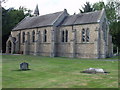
[2,0,107,15]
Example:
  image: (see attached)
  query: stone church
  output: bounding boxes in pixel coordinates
[6,6,113,58]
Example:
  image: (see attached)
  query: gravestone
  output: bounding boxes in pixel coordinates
[81,68,109,74]
[20,62,29,70]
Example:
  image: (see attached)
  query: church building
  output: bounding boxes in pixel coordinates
[6,6,113,58]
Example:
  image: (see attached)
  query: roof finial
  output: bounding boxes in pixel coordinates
[34,4,39,16]
[73,12,76,15]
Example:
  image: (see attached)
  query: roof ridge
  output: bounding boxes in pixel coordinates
[68,10,102,17]
[36,11,64,17]
[77,10,102,15]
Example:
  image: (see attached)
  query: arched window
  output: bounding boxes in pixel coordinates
[82,28,90,43]
[18,33,20,43]
[22,32,25,43]
[8,41,12,53]
[65,30,68,42]
[61,30,64,42]
[32,31,35,42]
[38,31,40,41]
[44,30,47,42]
[38,31,40,36]
[86,28,90,42]
[27,32,30,43]
[38,31,40,35]
[82,29,85,42]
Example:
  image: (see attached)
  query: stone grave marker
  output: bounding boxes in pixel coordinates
[20,62,29,70]
[81,68,109,74]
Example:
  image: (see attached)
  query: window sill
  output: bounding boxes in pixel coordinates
[76,42,94,44]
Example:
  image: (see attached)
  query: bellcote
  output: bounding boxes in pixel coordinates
[34,4,39,16]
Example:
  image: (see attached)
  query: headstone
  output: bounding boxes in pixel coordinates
[81,68,109,74]
[20,62,29,70]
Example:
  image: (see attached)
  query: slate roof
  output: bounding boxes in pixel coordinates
[12,10,102,31]
[61,10,101,26]
[12,11,63,30]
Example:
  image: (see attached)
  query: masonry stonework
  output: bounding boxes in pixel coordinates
[6,9,113,58]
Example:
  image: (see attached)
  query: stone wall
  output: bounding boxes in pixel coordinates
[9,21,112,58]
[11,26,53,56]
[56,24,100,58]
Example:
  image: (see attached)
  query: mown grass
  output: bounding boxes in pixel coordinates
[106,55,120,60]
[2,55,118,88]
[0,55,2,89]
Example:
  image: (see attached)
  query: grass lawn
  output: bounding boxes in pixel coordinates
[2,55,118,88]
[0,55,2,89]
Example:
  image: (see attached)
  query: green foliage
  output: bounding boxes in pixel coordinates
[2,7,32,52]
[105,1,118,23]
[110,21,120,48]
[93,1,119,23]
[79,2,93,13]
[2,7,32,36]
[93,2,105,11]
[18,6,33,17]
[80,0,120,52]
[93,0,120,50]
[2,55,118,88]
[105,1,120,49]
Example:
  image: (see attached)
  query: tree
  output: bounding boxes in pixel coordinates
[2,7,32,52]
[93,2,105,11]
[110,21,120,53]
[0,0,6,6]
[93,0,120,23]
[80,0,120,53]
[79,2,93,13]
[93,0,120,53]
[18,6,33,17]
[105,1,118,23]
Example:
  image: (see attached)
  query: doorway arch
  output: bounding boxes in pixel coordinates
[6,36,15,54]
[8,41,12,53]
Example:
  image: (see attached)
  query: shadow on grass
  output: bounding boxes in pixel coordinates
[11,69,31,71]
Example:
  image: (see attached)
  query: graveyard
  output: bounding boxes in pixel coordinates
[2,55,118,88]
